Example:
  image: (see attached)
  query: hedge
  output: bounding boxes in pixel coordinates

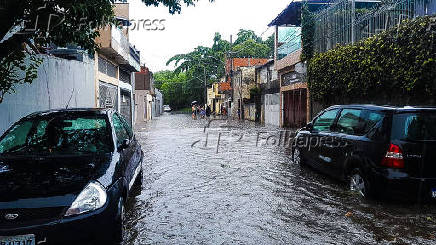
[307,16,436,106]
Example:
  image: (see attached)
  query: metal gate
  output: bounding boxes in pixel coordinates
[99,81,118,109]
[120,90,132,126]
[283,89,307,128]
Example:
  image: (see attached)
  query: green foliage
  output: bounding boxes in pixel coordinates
[141,0,214,14]
[301,3,315,61]
[308,16,436,106]
[0,52,42,103]
[154,71,195,109]
[232,39,271,58]
[166,29,273,105]
[234,29,263,45]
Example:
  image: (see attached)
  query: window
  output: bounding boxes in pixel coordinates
[312,109,339,132]
[0,115,112,155]
[361,110,385,134]
[336,109,385,136]
[112,113,129,146]
[119,114,133,139]
[0,121,33,154]
[336,109,363,135]
[392,112,436,141]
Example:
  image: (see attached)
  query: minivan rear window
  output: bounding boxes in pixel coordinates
[391,112,436,141]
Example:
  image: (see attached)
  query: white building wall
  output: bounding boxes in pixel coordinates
[0,55,95,134]
[154,89,163,117]
[265,93,280,127]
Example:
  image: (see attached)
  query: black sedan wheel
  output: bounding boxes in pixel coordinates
[113,197,126,245]
[349,168,369,198]
[293,148,304,165]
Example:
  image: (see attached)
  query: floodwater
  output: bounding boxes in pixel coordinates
[124,113,436,245]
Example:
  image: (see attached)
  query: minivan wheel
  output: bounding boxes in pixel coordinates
[349,168,369,198]
[113,197,126,245]
[293,148,304,165]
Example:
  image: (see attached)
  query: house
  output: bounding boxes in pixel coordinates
[255,60,280,127]
[135,66,155,123]
[94,0,140,126]
[232,66,258,121]
[227,58,268,120]
[269,0,383,128]
[207,82,224,115]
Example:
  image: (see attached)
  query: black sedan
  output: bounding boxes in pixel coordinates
[0,108,143,245]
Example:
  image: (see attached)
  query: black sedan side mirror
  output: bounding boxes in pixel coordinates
[119,139,130,151]
[306,122,313,131]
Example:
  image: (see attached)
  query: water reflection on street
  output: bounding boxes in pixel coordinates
[124,113,436,245]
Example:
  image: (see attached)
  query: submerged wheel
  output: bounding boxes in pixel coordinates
[349,168,371,198]
[113,197,126,245]
[293,148,305,165]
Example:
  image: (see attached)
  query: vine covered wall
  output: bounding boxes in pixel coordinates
[308,16,436,106]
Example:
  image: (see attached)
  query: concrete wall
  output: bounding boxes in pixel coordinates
[0,55,95,134]
[153,89,163,117]
[264,93,280,127]
[135,90,153,124]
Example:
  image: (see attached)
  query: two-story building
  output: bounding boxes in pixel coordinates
[95,1,141,126]
[255,60,280,126]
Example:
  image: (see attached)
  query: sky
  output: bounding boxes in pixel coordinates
[129,0,291,72]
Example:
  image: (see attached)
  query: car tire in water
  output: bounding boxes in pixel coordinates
[293,148,305,165]
[349,168,373,199]
[113,197,126,245]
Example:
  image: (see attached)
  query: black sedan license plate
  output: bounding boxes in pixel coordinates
[0,234,35,245]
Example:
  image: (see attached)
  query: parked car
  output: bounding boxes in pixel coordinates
[0,108,143,245]
[163,105,172,112]
[292,105,436,202]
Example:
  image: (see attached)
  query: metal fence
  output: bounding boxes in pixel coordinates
[313,0,436,53]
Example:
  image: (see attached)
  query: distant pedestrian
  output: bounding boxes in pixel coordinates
[200,106,206,119]
[192,105,197,120]
[237,108,241,120]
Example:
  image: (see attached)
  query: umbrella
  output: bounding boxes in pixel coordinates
[191,101,198,105]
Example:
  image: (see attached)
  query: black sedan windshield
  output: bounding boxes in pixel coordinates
[0,114,113,155]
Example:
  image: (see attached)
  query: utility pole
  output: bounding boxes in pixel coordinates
[351,0,356,44]
[204,65,207,107]
[229,35,233,116]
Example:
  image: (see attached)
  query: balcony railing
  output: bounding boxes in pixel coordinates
[277,27,301,61]
[98,26,130,66]
[128,46,140,71]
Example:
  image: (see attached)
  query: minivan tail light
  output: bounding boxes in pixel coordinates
[380,143,405,168]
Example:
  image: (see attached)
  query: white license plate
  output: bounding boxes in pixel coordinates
[0,234,35,245]
[432,188,436,198]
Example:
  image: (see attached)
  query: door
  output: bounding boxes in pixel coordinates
[120,90,132,127]
[303,109,339,169]
[112,113,135,190]
[283,89,307,128]
[303,108,340,170]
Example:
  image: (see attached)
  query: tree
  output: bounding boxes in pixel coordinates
[234,29,263,45]
[165,29,272,105]
[232,39,271,58]
[0,0,213,103]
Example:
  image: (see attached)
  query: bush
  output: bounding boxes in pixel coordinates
[308,16,436,106]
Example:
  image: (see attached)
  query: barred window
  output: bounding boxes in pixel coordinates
[119,70,131,84]
[98,56,117,78]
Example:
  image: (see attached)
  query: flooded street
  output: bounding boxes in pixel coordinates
[125,113,436,245]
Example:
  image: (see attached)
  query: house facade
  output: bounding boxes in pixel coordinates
[135,66,156,123]
[255,60,280,127]
[94,1,140,126]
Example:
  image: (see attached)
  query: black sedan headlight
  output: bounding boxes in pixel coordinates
[64,181,107,217]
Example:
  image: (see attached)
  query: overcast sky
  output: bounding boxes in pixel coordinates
[129,0,290,72]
